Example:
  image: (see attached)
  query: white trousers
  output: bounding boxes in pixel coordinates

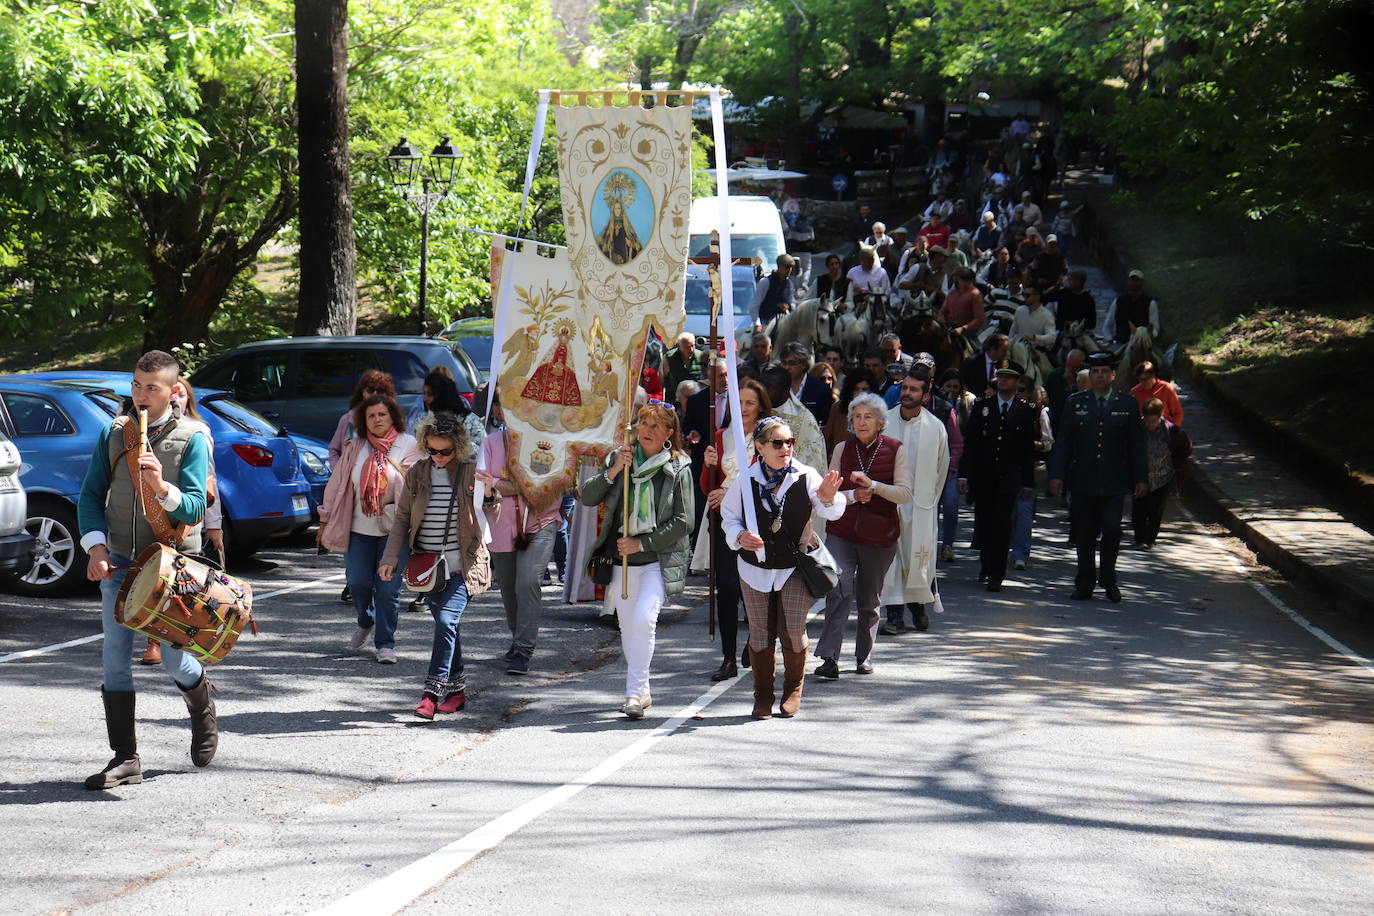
[607,562,664,699]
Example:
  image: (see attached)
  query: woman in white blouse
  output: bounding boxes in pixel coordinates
[721,417,843,720]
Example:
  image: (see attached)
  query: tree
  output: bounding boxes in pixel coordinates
[294,0,357,337]
[0,0,296,351]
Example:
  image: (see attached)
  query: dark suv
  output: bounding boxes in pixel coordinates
[191,337,480,442]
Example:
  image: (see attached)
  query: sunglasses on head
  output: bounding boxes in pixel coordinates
[426,446,455,457]
[766,437,797,449]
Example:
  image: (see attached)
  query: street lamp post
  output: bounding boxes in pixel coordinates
[384,135,462,335]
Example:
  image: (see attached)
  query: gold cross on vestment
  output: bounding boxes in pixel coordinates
[915,545,931,567]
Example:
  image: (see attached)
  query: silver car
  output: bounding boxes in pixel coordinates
[0,429,36,576]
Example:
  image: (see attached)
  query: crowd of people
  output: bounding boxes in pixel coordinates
[75,118,1196,791]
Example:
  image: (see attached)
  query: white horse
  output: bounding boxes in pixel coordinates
[811,290,871,363]
[1061,319,1101,359]
[1009,339,1052,391]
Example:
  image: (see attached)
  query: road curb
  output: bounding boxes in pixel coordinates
[1182,465,1374,623]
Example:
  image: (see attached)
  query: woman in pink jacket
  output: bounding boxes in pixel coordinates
[317,394,419,663]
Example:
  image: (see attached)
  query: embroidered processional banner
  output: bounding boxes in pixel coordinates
[491,239,627,509]
[553,99,692,366]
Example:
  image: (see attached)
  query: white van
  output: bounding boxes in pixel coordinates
[688,196,785,267]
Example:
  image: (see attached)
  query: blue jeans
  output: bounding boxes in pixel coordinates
[100,552,202,692]
[346,533,405,649]
[1012,494,1038,563]
[939,475,960,548]
[423,574,469,694]
[552,493,575,577]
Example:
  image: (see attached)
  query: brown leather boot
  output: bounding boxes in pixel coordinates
[180,673,218,767]
[778,649,806,717]
[749,646,775,719]
[85,688,142,789]
[140,638,162,666]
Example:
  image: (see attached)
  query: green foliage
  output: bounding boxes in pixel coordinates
[0,0,293,344]
[1099,0,1374,248]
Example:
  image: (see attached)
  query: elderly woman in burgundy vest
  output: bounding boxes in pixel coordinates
[722,417,844,720]
[813,393,912,679]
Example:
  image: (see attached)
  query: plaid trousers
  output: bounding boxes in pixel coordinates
[740,570,812,653]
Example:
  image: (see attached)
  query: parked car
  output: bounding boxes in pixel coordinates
[190,336,478,442]
[0,376,312,595]
[682,262,757,350]
[19,369,330,514]
[0,379,120,595]
[0,429,36,576]
[437,317,494,382]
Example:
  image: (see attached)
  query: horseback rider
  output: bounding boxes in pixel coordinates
[1104,269,1161,344]
[750,253,797,335]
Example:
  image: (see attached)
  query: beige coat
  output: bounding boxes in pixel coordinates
[382,457,491,597]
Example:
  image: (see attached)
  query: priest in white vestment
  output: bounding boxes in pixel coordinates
[879,371,950,632]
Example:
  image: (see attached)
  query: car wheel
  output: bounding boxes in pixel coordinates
[223,520,262,561]
[10,498,87,597]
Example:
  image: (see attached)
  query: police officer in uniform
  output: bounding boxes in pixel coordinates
[957,359,1037,592]
[1048,352,1147,602]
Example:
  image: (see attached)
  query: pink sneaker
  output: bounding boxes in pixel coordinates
[413,696,437,720]
[348,626,373,650]
[436,691,466,714]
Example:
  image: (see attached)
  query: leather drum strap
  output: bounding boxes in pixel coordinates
[121,420,190,547]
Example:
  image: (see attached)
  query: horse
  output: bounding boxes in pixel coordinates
[815,290,872,364]
[897,301,961,374]
[1113,325,1156,391]
[1009,339,1052,391]
[1058,319,1101,364]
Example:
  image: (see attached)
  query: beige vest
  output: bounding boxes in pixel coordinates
[104,412,209,557]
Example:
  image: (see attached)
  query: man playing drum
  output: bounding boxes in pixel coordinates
[77,350,216,789]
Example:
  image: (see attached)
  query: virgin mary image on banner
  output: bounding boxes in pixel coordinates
[594,169,649,265]
[521,321,582,406]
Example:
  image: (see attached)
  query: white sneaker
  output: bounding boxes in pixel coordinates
[1014,559,1027,571]
[621,697,644,719]
[349,626,373,650]
[376,647,397,664]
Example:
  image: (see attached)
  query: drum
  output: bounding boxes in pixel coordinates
[115,543,254,665]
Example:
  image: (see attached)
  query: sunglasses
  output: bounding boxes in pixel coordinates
[364,387,383,394]
[765,438,797,449]
[426,446,455,457]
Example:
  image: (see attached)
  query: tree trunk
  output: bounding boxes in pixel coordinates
[294,0,357,337]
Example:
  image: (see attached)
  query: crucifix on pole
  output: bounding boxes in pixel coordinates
[687,229,755,637]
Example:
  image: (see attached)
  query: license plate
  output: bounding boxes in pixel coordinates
[0,475,16,492]
[291,495,308,514]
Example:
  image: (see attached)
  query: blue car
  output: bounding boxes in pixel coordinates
[19,369,330,518]
[0,375,312,596]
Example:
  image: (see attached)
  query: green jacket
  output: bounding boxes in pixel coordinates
[579,452,694,595]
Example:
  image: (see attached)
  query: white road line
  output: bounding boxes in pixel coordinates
[1179,505,1374,677]
[312,677,744,916]
[0,634,104,664]
[0,573,345,665]
[313,599,825,916]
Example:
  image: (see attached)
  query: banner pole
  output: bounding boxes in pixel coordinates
[709,90,760,560]
[620,350,636,600]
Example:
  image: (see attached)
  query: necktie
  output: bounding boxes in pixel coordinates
[1001,401,1009,418]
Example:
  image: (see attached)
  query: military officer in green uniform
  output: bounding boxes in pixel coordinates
[1048,352,1147,602]
[957,359,1038,592]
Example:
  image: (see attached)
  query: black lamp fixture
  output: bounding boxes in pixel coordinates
[384,136,424,187]
[426,135,462,187]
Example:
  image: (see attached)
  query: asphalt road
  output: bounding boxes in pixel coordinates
[2,497,1372,915]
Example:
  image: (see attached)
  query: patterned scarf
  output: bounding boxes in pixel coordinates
[359,427,399,517]
[628,445,672,536]
[758,460,793,513]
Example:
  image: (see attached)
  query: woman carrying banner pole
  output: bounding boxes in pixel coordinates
[579,400,694,719]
